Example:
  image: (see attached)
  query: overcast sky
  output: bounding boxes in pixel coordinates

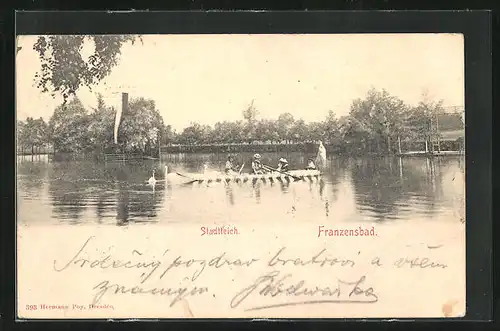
[16,34,464,131]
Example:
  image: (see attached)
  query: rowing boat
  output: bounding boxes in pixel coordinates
[171,169,321,184]
[149,141,328,186]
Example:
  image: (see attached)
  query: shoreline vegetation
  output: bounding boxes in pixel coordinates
[17,88,464,158]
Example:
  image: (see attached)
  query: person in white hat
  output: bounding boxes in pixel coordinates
[251,153,265,174]
[305,157,317,170]
[225,155,238,175]
[277,158,289,172]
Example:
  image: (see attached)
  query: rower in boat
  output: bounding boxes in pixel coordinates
[225,155,239,175]
[277,158,289,172]
[251,154,267,174]
[305,158,317,170]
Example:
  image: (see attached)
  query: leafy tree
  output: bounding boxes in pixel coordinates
[37,84,457,156]
[405,98,447,152]
[213,121,239,144]
[17,121,25,150]
[342,116,372,151]
[32,35,141,103]
[307,121,326,143]
[242,100,259,144]
[337,116,350,140]
[178,123,213,145]
[242,99,259,123]
[17,120,30,152]
[277,112,295,143]
[256,119,279,144]
[48,97,90,153]
[17,117,48,154]
[348,88,408,153]
[119,97,165,153]
[212,122,227,144]
[324,110,341,145]
[162,124,176,145]
[47,94,171,154]
[87,94,116,151]
[228,121,245,143]
[290,119,308,143]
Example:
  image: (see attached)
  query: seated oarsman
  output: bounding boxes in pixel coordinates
[277,158,289,172]
[225,156,238,175]
[305,158,317,170]
[251,154,266,174]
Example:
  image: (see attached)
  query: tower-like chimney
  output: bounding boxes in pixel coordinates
[122,92,129,115]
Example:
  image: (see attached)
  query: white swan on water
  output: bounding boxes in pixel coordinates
[150,165,181,184]
[148,170,157,186]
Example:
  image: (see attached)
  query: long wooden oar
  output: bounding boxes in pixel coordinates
[176,172,198,185]
[262,164,302,181]
[238,163,245,174]
[176,172,193,179]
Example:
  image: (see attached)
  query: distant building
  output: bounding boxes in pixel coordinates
[399,111,464,155]
[434,112,464,152]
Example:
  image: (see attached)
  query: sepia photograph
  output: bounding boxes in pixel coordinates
[16,33,465,319]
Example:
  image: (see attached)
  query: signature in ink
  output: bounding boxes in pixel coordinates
[230,270,378,311]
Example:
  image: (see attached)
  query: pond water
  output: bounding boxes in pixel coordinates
[16,153,465,226]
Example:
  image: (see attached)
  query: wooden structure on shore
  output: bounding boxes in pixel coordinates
[161,142,323,154]
[397,150,464,157]
[103,153,159,163]
[397,112,464,157]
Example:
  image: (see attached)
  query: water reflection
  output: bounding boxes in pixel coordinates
[49,180,87,223]
[42,160,166,224]
[17,158,48,198]
[319,178,325,197]
[348,156,460,221]
[116,181,130,226]
[279,179,290,194]
[252,181,261,204]
[95,190,114,223]
[225,184,235,206]
[16,154,465,225]
[113,170,165,225]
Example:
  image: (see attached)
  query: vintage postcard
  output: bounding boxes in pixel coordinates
[16,33,465,319]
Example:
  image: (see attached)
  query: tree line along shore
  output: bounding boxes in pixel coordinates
[17,88,464,158]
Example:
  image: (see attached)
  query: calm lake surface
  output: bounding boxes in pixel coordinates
[17,153,465,226]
